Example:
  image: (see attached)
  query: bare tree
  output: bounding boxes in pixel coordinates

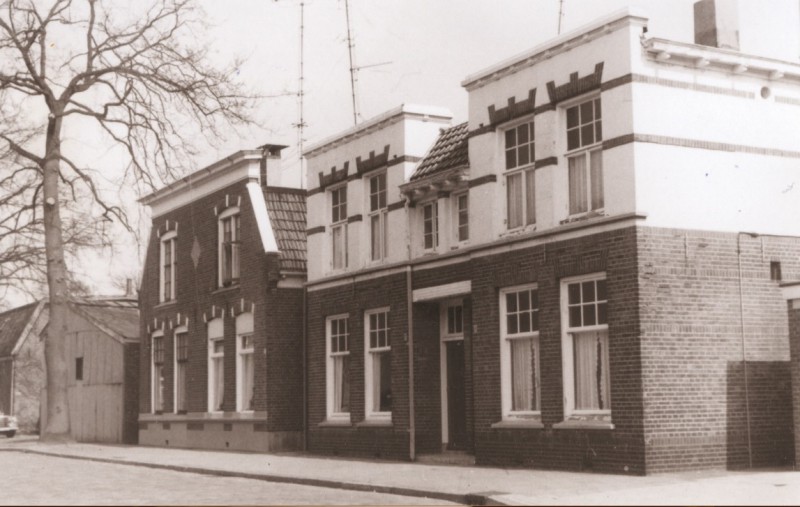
[0,0,254,440]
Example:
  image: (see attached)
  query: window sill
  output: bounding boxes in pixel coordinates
[356,419,393,428]
[212,284,240,295]
[318,418,352,428]
[560,210,606,225]
[501,224,536,238]
[154,300,177,310]
[491,419,544,430]
[553,419,614,430]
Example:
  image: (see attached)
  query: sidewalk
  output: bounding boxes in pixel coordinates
[2,438,799,505]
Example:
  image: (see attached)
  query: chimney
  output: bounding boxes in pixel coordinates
[694,0,740,50]
[259,144,288,190]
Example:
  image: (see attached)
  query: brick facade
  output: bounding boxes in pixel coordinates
[788,302,800,467]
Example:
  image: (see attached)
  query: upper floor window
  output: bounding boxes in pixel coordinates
[330,186,347,270]
[561,274,610,418]
[504,120,535,229]
[174,327,188,414]
[236,313,254,412]
[455,193,469,243]
[365,308,391,420]
[160,231,177,303]
[566,98,603,216]
[422,201,439,251]
[369,173,388,261]
[499,285,540,420]
[326,315,350,421]
[151,330,165,413]
[218,209,241,287]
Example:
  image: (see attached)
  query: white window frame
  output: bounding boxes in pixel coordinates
[422,200,439,251]
[151,330,165,414]
[325,314,351,422]
[368,172,388,262]
[218,207,241,287]
[560,272,610,419]
[173,326,188,414]
[207,318,225,413]
[501,117,536,230]
[235,312,255,413]
[564,95,603,217]
[330,184,348,271]
[159,231,177,303]
[364,307,391,421]
[499,284,541,421]
[454,192,469,244]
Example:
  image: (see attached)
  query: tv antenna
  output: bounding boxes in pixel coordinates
[557,0,565,35]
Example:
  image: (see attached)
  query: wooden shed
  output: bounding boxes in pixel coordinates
[41,297,139,444]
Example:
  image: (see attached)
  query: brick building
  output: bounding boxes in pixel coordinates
[138,146,307,452]
[302,1,800,474]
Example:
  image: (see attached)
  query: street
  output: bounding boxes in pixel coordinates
[0,452,458,506]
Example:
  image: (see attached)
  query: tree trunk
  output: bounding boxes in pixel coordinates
[40,112,72,442]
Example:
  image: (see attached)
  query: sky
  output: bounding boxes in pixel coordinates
[9,0,794,304]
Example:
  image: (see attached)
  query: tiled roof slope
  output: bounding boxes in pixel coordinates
[409,122,469,181]
[0,302,38,357]
[71,298,139,341]
[265,187,307,273]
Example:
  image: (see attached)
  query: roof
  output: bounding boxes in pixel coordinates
[410,122,469,182]
[70,297,139,341]
[0,302,39,357]
[264,187,307,273]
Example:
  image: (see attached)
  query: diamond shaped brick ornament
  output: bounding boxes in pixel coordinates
[191,236,201,269]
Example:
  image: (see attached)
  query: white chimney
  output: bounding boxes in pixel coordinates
[694,0,740,50]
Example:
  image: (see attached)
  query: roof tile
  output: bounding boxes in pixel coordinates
[409,122,469,181]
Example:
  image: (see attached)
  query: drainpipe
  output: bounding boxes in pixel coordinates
[302,285,308,451]
[737,232,755,469]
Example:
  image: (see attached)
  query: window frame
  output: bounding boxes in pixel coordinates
[325,314,351,422]
[330,184,348,271]
[367,172,388,262]
[207,318,225,413]
[173,326,188,414]
[422,200,439,251]
[159,231,177,303]
[151,330,165,414]
[364,307,392,421]
[454,192,469,244]
[560,272,611,419]
[564,95,604,217]
[235,313,255,413]
[218,207,241,288]
[499,284,541,421]
[501,117,536,231]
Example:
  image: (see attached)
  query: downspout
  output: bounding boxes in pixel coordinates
[405,198,415,461]
[737,232,754,469]
[302,284,308,451]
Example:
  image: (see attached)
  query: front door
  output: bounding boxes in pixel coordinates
[441,300,467,450]
[445,340,467,450]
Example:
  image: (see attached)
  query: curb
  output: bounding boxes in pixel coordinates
[0,447,509,505]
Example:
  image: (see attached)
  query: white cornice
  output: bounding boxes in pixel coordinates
[303,104,453,158]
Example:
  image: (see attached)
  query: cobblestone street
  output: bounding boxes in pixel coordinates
[0,452,457,505]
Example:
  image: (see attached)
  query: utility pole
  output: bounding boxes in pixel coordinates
[344,0,359,124]
[297,1,306,188]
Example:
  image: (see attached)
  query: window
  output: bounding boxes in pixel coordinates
[152,332,165,413]
[770,261,782,281]
[207,318,224,412]
[75,357,84,382]
[236,313,255,412]
[160,231,177,302]
[504,120,535,229]
[446,304,463,335]
[326,315,350,420]
[561,274,610,417]
[422,201,439,250]
[499,285,540,419]
[566,98,603,216]
[368,173,388,261]
[330,186,348,270]
[174,328,188,413]
[455,194,469,243]
[219,210,241,287]
[365,308,391,419]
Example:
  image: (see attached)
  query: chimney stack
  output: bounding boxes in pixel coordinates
[694,0,740,50]
[259,144,287,190]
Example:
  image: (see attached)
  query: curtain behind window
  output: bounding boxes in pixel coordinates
[573,330,610,410]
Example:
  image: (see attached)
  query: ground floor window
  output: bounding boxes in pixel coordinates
[236,313,255,412]
[326,315,350,419]
[499,285,540,419]
[152,331,165,413]
[207,318,224,412]
[365,308,391,419]
[174,329,188,413]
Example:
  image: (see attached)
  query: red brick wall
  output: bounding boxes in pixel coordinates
[789,304,800,466]
[637,228,798,472]
[139,180,303,434]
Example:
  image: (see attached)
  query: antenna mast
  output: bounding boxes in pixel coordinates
[344,0,359,124]
[557,0,565,35]
[298,1,306,188]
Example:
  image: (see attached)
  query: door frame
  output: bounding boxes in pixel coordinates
[439,298,464,447]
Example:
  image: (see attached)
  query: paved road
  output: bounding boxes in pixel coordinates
[0,452,458,505]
